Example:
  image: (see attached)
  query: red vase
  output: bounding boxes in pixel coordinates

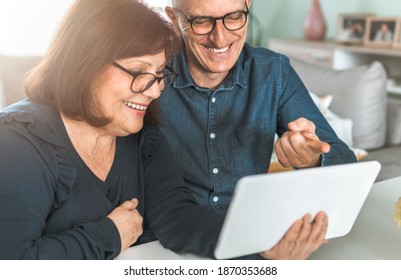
[303,0,327,41]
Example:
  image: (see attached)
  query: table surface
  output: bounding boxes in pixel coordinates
[310,176,401,259]
[116,176,401,260]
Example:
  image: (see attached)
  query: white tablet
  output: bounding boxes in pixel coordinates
[214,161,381,259]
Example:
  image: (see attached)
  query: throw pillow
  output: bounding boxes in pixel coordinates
[269,92,367,173]
[0,78,4,109]
[309,92,353,147]
[386,98,401,146]
[290,57,387,150]
[0,55,41,108]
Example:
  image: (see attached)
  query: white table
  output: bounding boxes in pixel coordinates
[310,176,401,259]
[115,239,207,260]
[116,176,401,260]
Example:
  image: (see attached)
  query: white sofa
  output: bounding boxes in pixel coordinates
[289,56,401,181]
[1,54,401,181]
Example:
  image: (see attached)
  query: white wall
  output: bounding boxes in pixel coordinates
[0,0,170,56]
[0,0,74,55]
[250,0,401,47]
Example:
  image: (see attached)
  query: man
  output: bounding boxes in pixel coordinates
[374,23,393,42]
[158,0,356,259]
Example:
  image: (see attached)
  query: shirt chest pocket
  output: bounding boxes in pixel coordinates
[230,120,274,177]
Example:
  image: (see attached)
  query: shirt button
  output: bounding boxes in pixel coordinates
[211,97,216,103]
[213,168,219,174]
[210,133,216,139]
[213,196,219,203]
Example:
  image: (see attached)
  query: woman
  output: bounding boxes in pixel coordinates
[0,0,224,259]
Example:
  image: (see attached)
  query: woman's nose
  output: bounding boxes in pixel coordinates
[142,81,162,100]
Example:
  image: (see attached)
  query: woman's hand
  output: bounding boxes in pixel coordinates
[108,198,143,253]
[260,211,328,260]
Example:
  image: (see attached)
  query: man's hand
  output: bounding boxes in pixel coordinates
[275,118,331,168]
[260,211,328,260]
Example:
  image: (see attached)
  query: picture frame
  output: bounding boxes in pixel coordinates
[364,17,398,47]
[394,18,401,49]
[336,13,373,44]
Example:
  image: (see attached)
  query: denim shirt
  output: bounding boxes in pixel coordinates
[157,43,356,213]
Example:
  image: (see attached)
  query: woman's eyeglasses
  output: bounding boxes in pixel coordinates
[112,62,176,93]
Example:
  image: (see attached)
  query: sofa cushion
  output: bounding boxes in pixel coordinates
[289,57,387,150]
[0,55,41,109]
[0,78,4,108]
[361,145,401,182]
[386,98,401,146]
[309,92,353,147]
[269,92,367,173]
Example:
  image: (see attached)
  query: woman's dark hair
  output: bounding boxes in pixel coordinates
[25,0,178,126]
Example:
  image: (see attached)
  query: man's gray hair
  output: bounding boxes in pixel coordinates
[171,0,179,8]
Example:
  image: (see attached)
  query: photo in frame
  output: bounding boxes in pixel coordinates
[365,17,397,47]
[394,18,401,49]
[336,13,373,44]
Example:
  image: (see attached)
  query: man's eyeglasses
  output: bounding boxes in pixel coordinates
[112,62,176,94]
[174,1,249,35]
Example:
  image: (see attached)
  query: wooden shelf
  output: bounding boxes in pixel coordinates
[269,38,401,92]
[275,38,401,57]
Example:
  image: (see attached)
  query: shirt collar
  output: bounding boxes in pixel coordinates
[171,44,248,91]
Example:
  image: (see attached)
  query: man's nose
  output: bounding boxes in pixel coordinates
[209,20,229,44]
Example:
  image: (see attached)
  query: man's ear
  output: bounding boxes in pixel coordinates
[247,0,252,9]
[165,6,177,25]
[165,6,182,36]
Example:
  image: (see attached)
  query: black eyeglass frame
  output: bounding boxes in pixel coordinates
[174,1,250,35]
[112,62,176,94]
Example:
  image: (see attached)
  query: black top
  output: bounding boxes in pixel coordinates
[0,100,224,259]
